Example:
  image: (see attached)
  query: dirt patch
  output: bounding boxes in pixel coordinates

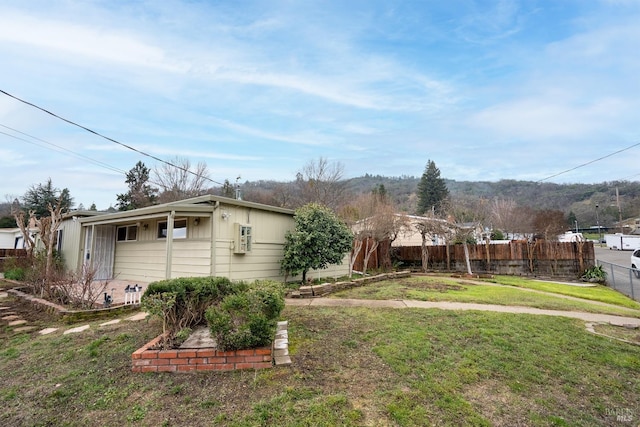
[594,324,640,344]
[0,295,59,339]
[396,278,465,292]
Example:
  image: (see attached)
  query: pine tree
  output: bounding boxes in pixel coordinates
[416,160,449,215]
[116,161,158,211]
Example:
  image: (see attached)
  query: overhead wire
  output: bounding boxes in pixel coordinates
[0,123,183,191]
[536,141,640,183]
[0,124,127,175]
[0,89,225,186]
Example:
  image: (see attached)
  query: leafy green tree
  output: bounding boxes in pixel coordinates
[0,216,17,228]
[281,203,353,283]
[116,161,158,211]
[89,203,97,211]
[22,178,73,217]
[416,160,449,215]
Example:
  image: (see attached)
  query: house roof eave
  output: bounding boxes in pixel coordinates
[78,195,294,225]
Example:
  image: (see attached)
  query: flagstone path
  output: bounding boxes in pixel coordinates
[0,290,149,337]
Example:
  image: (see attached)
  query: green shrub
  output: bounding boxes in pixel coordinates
[581,265,607,284]
[142,277,244,342]
[206,280,285,351]
[4,267,25,281]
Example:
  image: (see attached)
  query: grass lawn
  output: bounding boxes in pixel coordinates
[1,305,639,426]
[481,275,640,310]
[330,275,640,318]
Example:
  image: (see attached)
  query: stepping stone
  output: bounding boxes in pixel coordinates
[8,320,28,326]
[126,312,148,321]
[63,325,90,335]
[274,355,292,366]
[14,326,37,332]
[273,338,288,350]
[39,328,59,335]
[100,319,121,327]
[180,326,216,349]
[2,315,20,321]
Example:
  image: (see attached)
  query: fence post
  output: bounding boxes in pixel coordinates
[610,263,615,289]
[630,269,636,300]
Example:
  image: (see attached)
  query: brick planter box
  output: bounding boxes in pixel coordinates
[132,333,273,373]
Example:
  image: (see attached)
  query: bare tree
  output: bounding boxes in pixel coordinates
[533,209,567,241]
[490,198,518,239]
[346,193,407,275]
[294,157,347,210]
[11,201,35,257]
[154,157,211,203]
[34,199,65,287]
[414,215,455,272]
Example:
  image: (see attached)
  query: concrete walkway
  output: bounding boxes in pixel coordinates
[286,298,640,327]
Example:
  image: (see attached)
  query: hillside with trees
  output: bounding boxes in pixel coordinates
[238,174,640,231]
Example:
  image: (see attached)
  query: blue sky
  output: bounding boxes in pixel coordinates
[1,0,639,209]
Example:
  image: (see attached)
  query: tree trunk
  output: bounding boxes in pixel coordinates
[577,240,585,273]
[350,239,364,277]
[420,232,429,273]
[484,238,491,272]
[362,238,379,275]
[463,243,472,275]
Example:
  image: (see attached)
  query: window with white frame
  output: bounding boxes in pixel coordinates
[157,219,187,239]
[234,223,252,253]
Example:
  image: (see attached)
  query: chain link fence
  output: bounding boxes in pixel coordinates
[597,260,640,302]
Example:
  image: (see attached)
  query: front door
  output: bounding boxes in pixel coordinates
[85,225,116,280]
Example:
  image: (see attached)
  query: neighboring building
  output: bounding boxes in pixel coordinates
[391,215,455,247]
[0,227,37,249]
[59,195,348,283]
[0,228,21,249]
[557,231,586,243]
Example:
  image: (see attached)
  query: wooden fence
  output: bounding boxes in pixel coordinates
[353,241,595,277]
[0,249,28,270]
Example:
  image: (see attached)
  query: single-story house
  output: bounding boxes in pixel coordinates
[391,214,452,247]
[0,228,23,249]
[58,195,349,283]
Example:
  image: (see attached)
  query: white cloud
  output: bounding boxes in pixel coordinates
[0,11,187,73]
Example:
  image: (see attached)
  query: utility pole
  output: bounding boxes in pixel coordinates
[595,204,602,246]
[616,187,623,234]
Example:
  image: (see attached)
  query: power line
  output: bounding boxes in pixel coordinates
[0,89,225,186]
[0,123,190,192]
[536,141,640,183]
[0,124,127,175]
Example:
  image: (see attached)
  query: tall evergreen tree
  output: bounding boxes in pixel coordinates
[416,160,449,215]
[22,178,73,217]
[116,161,158,211]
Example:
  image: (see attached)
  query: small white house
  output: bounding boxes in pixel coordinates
[392,215,452,247]
[0,227,37,249]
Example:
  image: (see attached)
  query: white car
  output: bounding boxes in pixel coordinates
[632,248,640,278]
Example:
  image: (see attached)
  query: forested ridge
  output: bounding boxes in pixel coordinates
[243,175,640,228]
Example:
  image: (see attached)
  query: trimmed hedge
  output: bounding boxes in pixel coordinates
[142,276,245,338]
[142,277,285,351]
[206,280,285,351]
